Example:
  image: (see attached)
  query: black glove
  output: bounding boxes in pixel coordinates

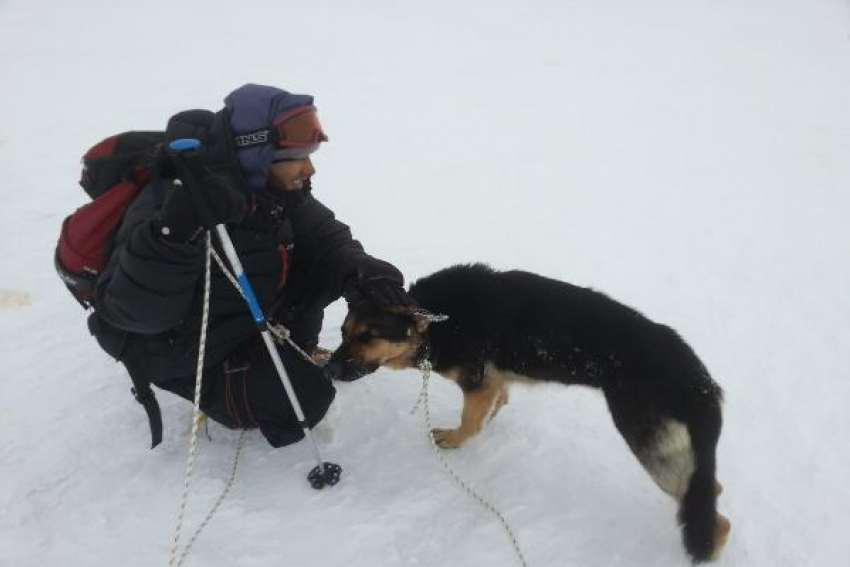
[153,174,248,242]
[343,257,412,307]
[157,108,240,182]
[165,109,216,142]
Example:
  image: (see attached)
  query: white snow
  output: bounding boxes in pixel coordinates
[2,0,849,565]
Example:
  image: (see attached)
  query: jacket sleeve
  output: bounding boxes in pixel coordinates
[92,181,205,334]
[286,191,373,305]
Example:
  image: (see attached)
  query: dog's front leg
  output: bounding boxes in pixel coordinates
[488,384,509,422]
[432,382,500,449]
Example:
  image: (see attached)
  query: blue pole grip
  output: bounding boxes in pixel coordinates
[237,274,267,325]
[168,138,202,152]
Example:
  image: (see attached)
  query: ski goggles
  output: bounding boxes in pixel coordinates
[271,106,328,162]
[271,144,321,162]
[232,104,328,161]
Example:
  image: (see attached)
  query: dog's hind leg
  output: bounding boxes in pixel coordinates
[676,403,730,563]
[432,378,501,449]
[638,418,697,500]
[643,421,731,562]
[605,390,729,562]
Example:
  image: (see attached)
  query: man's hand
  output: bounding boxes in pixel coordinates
[344,257,412,308]
[154,174,248,242]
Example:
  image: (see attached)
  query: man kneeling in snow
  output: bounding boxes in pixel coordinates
[88,84,410,447]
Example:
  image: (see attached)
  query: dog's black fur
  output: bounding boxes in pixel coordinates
[328,263,729,562]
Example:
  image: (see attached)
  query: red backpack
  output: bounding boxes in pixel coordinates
[55,131,165,308]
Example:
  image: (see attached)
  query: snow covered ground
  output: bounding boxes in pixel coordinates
[2,0,849,565]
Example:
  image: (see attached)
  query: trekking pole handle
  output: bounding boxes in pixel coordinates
[168,139,265,324]
[166,138,218,230]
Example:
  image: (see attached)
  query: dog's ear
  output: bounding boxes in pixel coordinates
[410,308,449,332]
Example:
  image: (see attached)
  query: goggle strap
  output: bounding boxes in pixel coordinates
[271,105,316,127]
[232,128,280,149]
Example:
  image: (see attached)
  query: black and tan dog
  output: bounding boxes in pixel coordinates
[326,263,730,562]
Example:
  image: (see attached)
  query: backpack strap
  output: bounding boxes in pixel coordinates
[129,370,163,449]
[87,312,163,449]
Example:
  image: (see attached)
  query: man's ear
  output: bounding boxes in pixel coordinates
[410,308,449,333]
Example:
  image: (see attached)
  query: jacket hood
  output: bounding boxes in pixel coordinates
[224,84,315,195]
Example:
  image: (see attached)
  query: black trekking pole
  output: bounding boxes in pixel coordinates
[166,138,341,489]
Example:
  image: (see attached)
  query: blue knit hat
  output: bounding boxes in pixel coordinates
[224,84,319,195]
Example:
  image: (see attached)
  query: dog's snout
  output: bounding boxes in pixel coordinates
[323,360,343,381]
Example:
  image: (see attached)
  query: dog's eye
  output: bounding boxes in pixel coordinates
[357,334,373,343]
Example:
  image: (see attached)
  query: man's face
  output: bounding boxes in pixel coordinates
[268,158,316,191]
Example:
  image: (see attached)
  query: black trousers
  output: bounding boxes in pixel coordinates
[158,338,336,448]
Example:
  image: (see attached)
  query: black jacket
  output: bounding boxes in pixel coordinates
[89,178,371,383]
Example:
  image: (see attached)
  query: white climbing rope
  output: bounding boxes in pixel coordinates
[173,429,248,567]
[167,232,323,567]
[168,231,247,567]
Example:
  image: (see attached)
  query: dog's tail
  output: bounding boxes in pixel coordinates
[678,402,730,562]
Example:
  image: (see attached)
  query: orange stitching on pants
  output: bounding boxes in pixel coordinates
[241,370,261,429]
[225,368,243,428]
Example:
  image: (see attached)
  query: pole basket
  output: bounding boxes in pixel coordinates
[308,463,342,489]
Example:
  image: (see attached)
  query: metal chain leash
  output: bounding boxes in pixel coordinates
[168,232,249,567]
[413,360,529,567]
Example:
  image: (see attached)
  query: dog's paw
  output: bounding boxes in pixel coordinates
[709,514,731,560]
[431,428,465,449]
